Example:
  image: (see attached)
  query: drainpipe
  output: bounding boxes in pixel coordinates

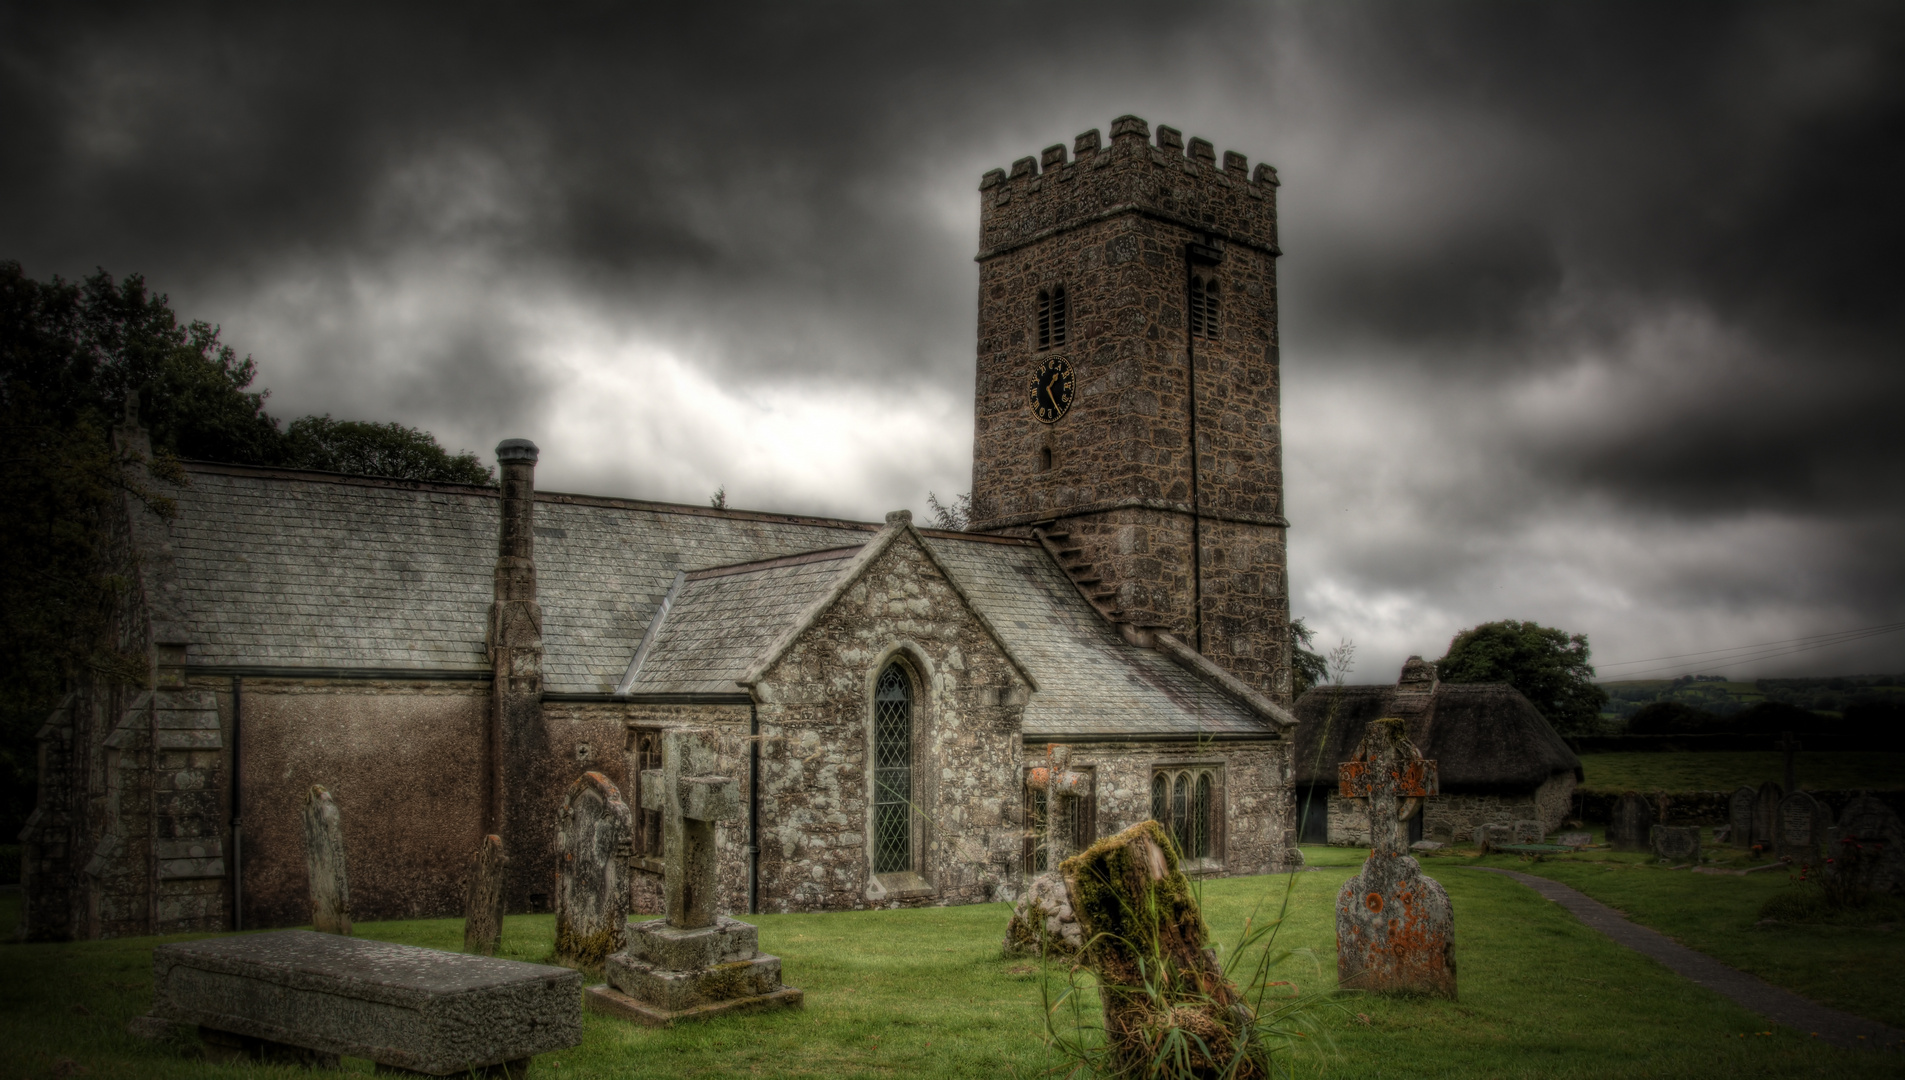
[230,677,243,931]
[747,700,761,915]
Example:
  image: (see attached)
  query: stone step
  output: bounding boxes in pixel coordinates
[1073,577,1102,587]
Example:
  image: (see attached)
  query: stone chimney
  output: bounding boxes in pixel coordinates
[488,439,544,900]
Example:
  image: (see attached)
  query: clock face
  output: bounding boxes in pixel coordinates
[1029,356,1076,424]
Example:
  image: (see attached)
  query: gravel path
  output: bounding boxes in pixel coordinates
[1466,866,1903,1053]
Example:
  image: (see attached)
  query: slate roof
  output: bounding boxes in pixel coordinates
[1289,682,1582,788]
[167,464,875,691]
[620,548,864,695]
[923,536,1269,739]
[162,462,1281,737]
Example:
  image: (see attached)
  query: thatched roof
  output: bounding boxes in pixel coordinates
[1291,663,1581,790]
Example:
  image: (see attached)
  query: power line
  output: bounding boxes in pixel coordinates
[1599,623,1905,680]
[1597,621,1905,671]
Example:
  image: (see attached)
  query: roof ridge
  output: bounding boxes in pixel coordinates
[684,546,865,580]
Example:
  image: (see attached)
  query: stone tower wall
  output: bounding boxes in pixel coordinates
[970,115,1291,701]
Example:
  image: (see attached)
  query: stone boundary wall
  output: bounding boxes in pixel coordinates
[1574,788,1905,827]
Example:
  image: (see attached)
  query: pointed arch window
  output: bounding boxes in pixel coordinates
[1189,273,1220,340]
[1037,285,1068,350]
[873,664,914,873]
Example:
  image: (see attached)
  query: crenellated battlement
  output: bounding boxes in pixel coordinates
[977,115,1279,261]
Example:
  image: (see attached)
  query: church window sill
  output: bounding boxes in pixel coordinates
[870,871,935,900]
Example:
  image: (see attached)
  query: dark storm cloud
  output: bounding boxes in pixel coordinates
[4,1,1902,674]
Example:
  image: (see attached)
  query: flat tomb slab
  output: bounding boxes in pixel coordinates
[152,930,581,1076]
[584,982,803,1028]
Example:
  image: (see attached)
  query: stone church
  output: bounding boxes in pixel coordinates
[20,115,1304,940]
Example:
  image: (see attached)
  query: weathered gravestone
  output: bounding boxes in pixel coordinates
[1336,718,1456,998]
[1061,820,1264,1075]
[303,785,350,935]
[1512,820,1544,844]
[1607,792,1654,853]
[143,930,580,1075]
[1828,795,1905,895]
[1776,791,1833,867]
[554,772,632,968]
[1728,787,1755,849]
[463,834,506,956]
[1477,823,1514,854]
[1651,825,1701,864]
[1557,832,1593,849]
[587,729,801,1025]
[1751,781,1784,850]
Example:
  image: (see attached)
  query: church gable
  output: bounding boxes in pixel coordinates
[740,515,1034,912]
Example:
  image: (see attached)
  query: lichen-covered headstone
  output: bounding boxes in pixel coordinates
[1829,795,1905,895]
[1607,792,1654,852]
[1477,823,1513,853]
[1776,792,1832,867]
[1751,781,1784,850]
[302,785,350,935]
[1511,820,1544,844]
[1002,871,1081,957]
[463,834,507,956]
[1728,787,1755,849]
[1651,825,1700,864]
[1336,718,1455,999]
[1060,820,1263,1076]
[554,772,632,968]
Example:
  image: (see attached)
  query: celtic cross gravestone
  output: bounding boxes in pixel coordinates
[1335,718,1456,998]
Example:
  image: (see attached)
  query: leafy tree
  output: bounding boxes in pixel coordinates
[1435,620,1610,737]
[926,491,970,531]
[285,415,492,485]
[1290,616,1329,698]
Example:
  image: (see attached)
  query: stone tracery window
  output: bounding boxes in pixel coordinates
[1151,766,1223,863]
[1037,285,1068,349]
[872,663,914,874]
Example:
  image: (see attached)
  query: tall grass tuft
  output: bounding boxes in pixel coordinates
[1037,824,1340,1079]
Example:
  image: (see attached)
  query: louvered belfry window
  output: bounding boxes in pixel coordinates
[1150,768,1219,861]
[1037,285,1068,350]
[1189,274,1220,340]
[873,664,913,874]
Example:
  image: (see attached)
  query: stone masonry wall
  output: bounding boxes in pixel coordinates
[969,115,1288,702]
[1062,738,1299,877]
[1327,773,1578,845]
[752,532,1032,913]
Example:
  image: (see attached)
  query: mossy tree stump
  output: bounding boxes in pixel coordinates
[1059,820,1263,1077]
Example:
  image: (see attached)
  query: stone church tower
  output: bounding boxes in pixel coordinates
[970,115,1292,702]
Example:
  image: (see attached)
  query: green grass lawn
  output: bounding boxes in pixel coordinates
[1474,841,1905,1032]
[1577,751,1905,793]
[0,858,1888,1079]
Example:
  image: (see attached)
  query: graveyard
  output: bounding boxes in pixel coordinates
[3,829,1899,1077]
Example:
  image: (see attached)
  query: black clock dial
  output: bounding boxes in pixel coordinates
[1029,356,1075,424]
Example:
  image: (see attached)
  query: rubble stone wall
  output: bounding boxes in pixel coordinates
[752,534,1032,913]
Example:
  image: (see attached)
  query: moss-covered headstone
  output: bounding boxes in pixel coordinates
[554,772,632,968]
[1059,820,1263,1076]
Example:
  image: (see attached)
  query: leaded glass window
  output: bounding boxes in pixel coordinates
[629,728,664,861]
[1151,767,1221,861]
[873,664,913,874]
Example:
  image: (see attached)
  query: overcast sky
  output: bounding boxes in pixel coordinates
[5,2,1901,683]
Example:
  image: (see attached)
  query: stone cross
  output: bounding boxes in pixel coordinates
[1337,718,1439,855]
[640,728,741,930]
[1775,731,1802,795]
[1334,718,1455,999]
[1728,787,1755,849]
[301,785,350,936]
[554,773,632,968]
